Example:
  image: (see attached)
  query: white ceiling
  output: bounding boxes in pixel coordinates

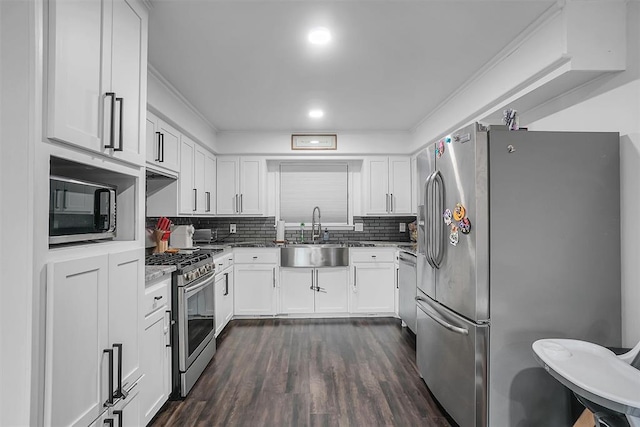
[148,0,555,133]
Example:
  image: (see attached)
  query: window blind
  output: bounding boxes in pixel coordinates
[280,163,348,225]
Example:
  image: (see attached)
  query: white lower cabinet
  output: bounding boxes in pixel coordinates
[215,265,234,336]
[234,249,278,315]
[45,248,143,427]
[280,267,349,314]
[234,264,277,315]
[350,248,397,314]
[140,276,171,426]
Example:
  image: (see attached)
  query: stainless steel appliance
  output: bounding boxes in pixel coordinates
[416,123,622,426]
[398,251,417,334]
[145,252,217,397]
[49,176,116,244]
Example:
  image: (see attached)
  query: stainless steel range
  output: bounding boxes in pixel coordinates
[145,252,217,397]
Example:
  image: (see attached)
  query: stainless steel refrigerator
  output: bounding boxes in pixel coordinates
[416,123,621,427]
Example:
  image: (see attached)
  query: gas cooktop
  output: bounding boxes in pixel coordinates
[145,252,212,269]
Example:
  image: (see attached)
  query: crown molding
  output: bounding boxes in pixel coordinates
[148,63,219,133]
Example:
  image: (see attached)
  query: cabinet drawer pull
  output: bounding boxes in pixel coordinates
[113,410,123,427]
[154,295,163,301]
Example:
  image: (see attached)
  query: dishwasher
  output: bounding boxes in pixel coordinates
[398,251,417,334]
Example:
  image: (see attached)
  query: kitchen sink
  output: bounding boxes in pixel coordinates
[280,243,349,267]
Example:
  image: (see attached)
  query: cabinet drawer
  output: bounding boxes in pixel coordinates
[144,279,169,315]
[214,253,234,272]
[350,249,395,263]
[234,249,278,264]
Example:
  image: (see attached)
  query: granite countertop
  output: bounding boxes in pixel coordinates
[220,240,417,253]
[145,265,176,283]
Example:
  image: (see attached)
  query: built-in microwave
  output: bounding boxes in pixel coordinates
[49,176,117,244]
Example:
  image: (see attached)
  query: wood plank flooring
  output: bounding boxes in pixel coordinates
[151,318,452,427]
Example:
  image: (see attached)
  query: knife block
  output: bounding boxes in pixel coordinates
[153,229,168,253]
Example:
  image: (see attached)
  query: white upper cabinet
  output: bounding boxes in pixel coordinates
[47,0,147,165]
[216,157,263,215]
[146,111,180,173]
[364,156,412,215]
[179,136,216,215]
[204,150,217,214]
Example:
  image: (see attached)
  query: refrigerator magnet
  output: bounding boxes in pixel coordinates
[437,141,445,158]
[443,209,452,225]
[459,217,471,234]
[453,203,466,221]
[449,225,459,246]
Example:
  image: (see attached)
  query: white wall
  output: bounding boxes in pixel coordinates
[526,2,640,347]
[216,131,412,155]
[0,1,36,425]
[147,67,219,152]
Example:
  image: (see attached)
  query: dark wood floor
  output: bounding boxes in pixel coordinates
[151,318,452,427]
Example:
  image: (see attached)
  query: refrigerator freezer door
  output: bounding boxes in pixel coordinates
[416,292,488,427]
[433,124,489,322]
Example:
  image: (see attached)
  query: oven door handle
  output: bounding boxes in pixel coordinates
[183,272,215,297]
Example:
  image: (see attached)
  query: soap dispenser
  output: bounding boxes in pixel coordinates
[323,228,329,242]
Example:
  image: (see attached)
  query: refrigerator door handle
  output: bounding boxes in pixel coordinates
[416,296,469,336]
[425,172,437,268]
[432,171,445,268]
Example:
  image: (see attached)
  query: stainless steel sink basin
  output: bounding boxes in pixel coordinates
[280,244,349,267]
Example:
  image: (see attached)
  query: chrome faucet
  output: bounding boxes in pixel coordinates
[311,206,321,243]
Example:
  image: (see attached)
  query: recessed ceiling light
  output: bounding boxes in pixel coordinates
[309,140,320,144]
[308,109,324,118]
[308,27,331,45]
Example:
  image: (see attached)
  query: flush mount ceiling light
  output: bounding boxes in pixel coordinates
[308,109,324,118]
[308,27,331,45]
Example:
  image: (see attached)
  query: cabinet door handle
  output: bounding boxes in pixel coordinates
[114,97,123,152]
[161,133,165,162]
[390,193,393,212]
[205,192,211,212]
[240,194,243,213]
[155,132,161,161]
[165,310,172,348]
[62,189,68,209]
[235,194,238,213]
[113,343,126,399]
[354,266,357,289]
[310,270,314,291]
[113,410,123,427]
[273,268,276,288]
[103,348,114,407]
[396,268,399,289]
[193,189,197,211]
[104,92,116,149]
[224,272,229,296]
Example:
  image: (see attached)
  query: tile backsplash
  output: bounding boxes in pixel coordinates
[147,216,416,244]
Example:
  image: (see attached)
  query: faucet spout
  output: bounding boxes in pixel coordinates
[311,206,321,243]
